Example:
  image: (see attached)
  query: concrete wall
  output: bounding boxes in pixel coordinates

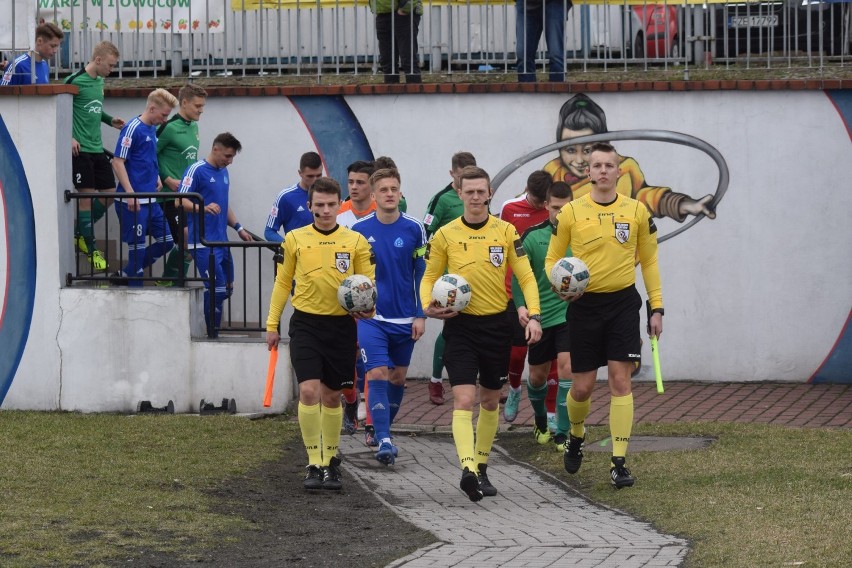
[1,86,850,411]
[0,90,294,412]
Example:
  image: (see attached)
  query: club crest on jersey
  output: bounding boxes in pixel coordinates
[336,252,351,273]
[394,237,404,248]
[615,222,630,244]
[182,176,193,188]
[121,136,132,148]
[489,246,504,267]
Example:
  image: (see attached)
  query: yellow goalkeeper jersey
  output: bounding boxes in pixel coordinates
[544,193,663,310]
[266,223,375,329]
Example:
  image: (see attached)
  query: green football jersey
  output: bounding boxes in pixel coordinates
[65,69,114,153]
[423,183,463,237]
[512,220,572,329]
[157,114,200,194]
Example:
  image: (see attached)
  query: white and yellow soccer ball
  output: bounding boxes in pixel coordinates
[431,273,472,312]
[549,256,590,300]
[337,274,377,312]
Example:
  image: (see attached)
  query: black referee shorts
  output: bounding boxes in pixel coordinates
[567,285,642,373]
[288,309,357,391]
[442,311,511,391]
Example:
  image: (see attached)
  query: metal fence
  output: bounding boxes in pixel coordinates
[3,0,850,80]
[65,190,279,338]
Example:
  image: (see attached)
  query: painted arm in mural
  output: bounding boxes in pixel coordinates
[623,158,716,222]
[544,155,716,223]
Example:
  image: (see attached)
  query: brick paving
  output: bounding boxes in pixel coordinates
[341,435,688,568]
[394,380,852,430]
[338,380,849,567]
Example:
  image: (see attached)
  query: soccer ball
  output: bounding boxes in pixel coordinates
[431,273,472,312]
[337,274,377,312]
[550,257,590,300]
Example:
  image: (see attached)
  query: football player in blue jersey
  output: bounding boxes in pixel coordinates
[179,133,253,335]
[111,89,177,286]
[351,168,427,464]
[264,151,323,242]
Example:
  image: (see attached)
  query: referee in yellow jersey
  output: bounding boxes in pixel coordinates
[545,142,664,489]
[266,177,376,492]
[421,166,542,502]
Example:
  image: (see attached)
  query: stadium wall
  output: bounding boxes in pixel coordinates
[1,83,850,411]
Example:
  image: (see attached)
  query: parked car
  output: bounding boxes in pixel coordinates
[566,4,646,59]
[633,4,682,59]
[712,0,849,58]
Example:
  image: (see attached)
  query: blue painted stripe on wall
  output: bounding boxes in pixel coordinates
[0,116,38,405]
[288,96,373,196]
[811,90,852,384]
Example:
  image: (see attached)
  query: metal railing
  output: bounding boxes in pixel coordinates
[3,0,848,81]
[65,190,280,338]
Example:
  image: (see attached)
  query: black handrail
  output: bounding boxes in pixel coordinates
[65,190,281,338]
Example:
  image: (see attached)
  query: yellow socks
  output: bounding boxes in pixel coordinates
[298,402,322,465]
[610,393,634,458]
[567,391,591,438]
[474,406,499,470]
[320,404,343,466]
[452,409,475,471]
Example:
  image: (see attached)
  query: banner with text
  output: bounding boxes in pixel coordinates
[37,0,225,33]
[0,0,36,50]
[231,0,732,10]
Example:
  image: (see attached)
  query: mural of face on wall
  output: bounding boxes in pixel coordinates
[544,93,718,226]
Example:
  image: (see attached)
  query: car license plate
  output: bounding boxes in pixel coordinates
[728,15,779,28]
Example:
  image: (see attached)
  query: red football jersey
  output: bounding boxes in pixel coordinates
[498,194,549,297]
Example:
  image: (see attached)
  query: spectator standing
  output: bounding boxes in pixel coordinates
[371,0,423,84]
[516,0,571,83]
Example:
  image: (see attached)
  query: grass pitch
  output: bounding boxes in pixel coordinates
[497,422,852,568]
[0,413,849,566]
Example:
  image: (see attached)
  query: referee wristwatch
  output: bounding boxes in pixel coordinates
[529,314,542,323]
[651,308,664,316]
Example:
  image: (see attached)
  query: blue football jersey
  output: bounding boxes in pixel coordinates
[1,54,49,86]
[114,117,160,196]
[266,183,313,237]
[351,213,427,321]
[180,160,231,245]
